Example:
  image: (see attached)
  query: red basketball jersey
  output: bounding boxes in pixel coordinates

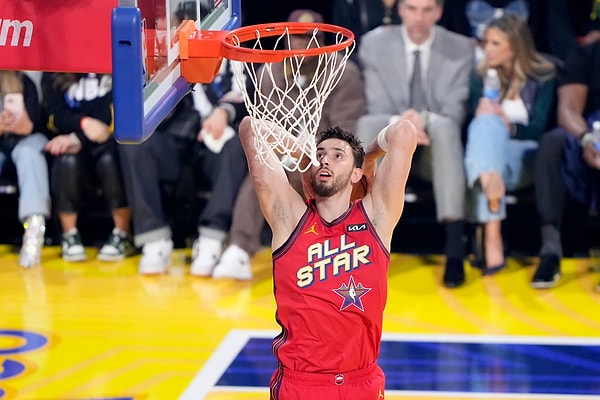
[271,199,390,374]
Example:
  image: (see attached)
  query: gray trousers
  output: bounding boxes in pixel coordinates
[356,114,466,221]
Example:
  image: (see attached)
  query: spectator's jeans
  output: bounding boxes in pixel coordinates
[464,114,537,222]
[0,133,51,221]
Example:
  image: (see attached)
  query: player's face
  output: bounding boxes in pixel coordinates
[399,0,442,45]
[311,139,356,197]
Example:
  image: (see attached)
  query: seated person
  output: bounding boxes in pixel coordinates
[463,14,556,274]
[120,64,248,275]
[0,70,50,268]
[440,0,548,60]
[531,40,600,290]
[547,0,600,61]
[356,0,474,288]
[331,0,401,51]
[43,72,134,262]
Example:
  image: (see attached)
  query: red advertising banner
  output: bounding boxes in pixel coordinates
[0,0,117,73]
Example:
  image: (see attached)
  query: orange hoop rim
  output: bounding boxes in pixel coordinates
[220,22,355,63]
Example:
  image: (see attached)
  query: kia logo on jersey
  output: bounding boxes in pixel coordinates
[347,223,367,232]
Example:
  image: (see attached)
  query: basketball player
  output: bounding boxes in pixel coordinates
[238,116,417,399]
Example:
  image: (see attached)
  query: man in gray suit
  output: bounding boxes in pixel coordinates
[356,0,474,288]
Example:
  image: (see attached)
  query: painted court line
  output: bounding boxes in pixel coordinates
[180,329,600,400]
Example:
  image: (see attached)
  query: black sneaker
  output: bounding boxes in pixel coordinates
[443,257,465,288]
[531,254,561,289]
[62,230,87,262]
[97,229,136,261]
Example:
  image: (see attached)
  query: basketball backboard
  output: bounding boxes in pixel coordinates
[112,0,241,143]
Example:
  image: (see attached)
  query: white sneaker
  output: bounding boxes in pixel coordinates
[19,215,45,268]
[212,244,252,280]
[139,238,173,275]
[190,236,222,276]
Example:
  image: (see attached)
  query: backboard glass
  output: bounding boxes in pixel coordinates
[112,0,241,143]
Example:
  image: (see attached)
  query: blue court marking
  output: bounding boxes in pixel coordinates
[206,331,600,397]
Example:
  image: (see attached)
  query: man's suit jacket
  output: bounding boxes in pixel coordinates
[359,24,474,128]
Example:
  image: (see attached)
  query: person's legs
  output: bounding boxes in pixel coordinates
[417,116,466,288]
[465,115,508,215]
[93,142,135,261]
[11,133,50,267]
[212,175,265,280]
[51,153,87,261]
[11,133,51,221]
[192,136,248,276]
[464,115,508,271]
[119,133,189,272]
[532,129,568,288]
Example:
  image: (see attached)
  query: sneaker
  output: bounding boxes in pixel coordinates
[190,236,223,276]
[97,229,136,261]
[139,238,173,275]
[19,215,45,268]
[212,244,252,280]
[62,230,87,262]
[531,254,561,289]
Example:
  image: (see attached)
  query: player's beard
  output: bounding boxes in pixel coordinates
[312,170,353,197]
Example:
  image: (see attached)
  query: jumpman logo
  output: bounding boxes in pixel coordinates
[378,386,384,399]
[304,222,319,236]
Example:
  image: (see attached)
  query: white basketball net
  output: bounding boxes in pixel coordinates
[230,27,354,172]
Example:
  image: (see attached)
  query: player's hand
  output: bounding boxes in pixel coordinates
[44,133,82,156]
[81,117,111,143]
[399,110,429,145]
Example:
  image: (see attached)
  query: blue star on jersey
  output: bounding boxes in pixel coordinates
[332,275,372,311]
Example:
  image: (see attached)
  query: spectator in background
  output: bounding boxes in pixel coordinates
[463,14,556,275]
[0,71,50,268]
[531,41,600,290]
[43,73,134,263]
[331,0,401,50]
[119,0,249,275]
[440,0,548,62]
[547,0,600,61]
[356,0,474,288]
[201,9,367,280]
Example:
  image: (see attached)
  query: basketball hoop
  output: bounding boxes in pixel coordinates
[180,22,355,172]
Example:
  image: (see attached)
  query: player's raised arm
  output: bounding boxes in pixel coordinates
[237,117,308,248]
[362,120,418,246]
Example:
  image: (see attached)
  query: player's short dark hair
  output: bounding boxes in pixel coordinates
[316,127,365,169]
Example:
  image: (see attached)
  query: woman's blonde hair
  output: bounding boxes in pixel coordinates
[478,14,555,91]
[0,71,24,94]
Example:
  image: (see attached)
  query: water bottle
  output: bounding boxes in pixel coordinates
[593,121,600,151]
[483,68,501,101]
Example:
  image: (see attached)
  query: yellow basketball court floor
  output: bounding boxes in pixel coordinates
[1,244,600,399]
